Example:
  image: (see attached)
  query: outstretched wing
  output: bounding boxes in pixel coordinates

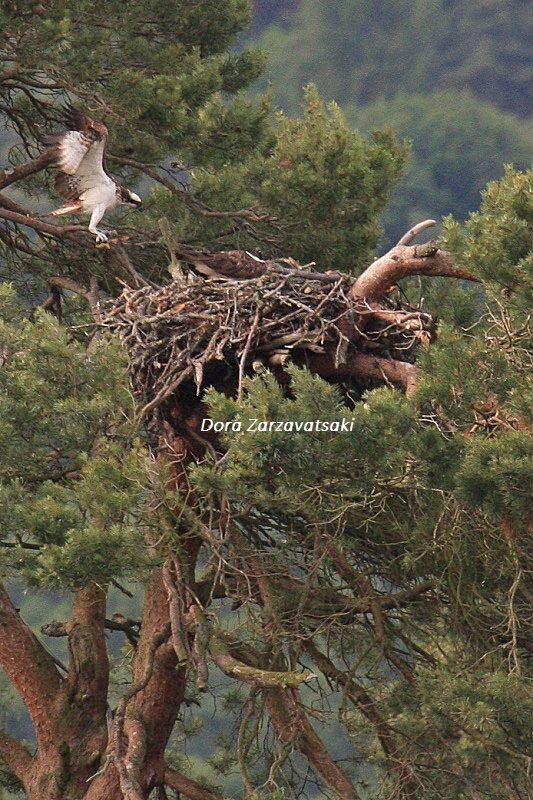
[45,108,113,201]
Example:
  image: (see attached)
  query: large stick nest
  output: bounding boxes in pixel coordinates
[102,268,433,422]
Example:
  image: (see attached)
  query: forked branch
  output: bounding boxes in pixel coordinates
[352,221,480,302]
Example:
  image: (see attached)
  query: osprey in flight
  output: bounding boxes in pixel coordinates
[45,108,142,243]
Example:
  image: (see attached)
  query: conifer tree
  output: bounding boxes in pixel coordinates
[0,4,531,800]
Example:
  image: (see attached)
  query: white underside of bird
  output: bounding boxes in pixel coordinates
[46,113,142,242]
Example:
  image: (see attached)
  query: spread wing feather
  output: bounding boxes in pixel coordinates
[54,172,83,202]
[45,109,113,202]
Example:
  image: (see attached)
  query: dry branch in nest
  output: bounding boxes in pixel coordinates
[102,264,434,423]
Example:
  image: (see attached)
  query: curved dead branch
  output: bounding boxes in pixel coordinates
[210,632,316,688]
[395,218,437,246]
[351,239,480,302]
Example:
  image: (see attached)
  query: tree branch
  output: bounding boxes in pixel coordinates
[0,582,63,750]
[110,155,271,223]
[164,768,224,800]
[65,584,109,716]
[127,569,188,782]
[0,729,32,782]
[395,219,437,246]
[266,687,360,799]
[0,150,53,191]
[0,205,86,239]
[0,66,20,84]
[308,351,419,395]
[303,640,396,757]
[352,237,480,302]
[120,717,147,800]
[210,632,316,688]
[48,276,102,320]
[0,191,36,216]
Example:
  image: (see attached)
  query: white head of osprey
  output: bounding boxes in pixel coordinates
[201,417,356,433]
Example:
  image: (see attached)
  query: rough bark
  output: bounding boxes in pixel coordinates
[0,729,32,784]
[0,582,63,752]
[0,150,54,191]
[351,241,479,302]
[163,768,224,800]
[308,351,419,395]
[66,584,109,717]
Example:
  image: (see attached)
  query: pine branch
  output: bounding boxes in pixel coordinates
[0,149,53,191]
[209,631,316,688]
[266,687,360,799]
[0,729,32,785]
[65,584,109,714]
[352,224,480,302]
[0,205,87,239]
[309,351,419,395]
[0,582,64,751]
[164,768,224,800]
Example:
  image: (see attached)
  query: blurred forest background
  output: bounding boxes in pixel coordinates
[0,1,531,797]
[248,0,532,244]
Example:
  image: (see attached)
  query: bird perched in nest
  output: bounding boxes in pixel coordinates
[44,107,142,243]
[173,244,271,280]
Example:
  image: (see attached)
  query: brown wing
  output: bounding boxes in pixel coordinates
[53,172,83,201]
[44,107,111,201]
[62,105,108,139]
[174,246,268,280]
[206,251,268,279]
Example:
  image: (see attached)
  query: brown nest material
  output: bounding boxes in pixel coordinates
[102,269,433,422]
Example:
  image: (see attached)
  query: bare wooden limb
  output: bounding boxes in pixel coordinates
[162,557,191,664]
[66,584,109,714]
[0,191,35,216]
[0,66,20,84]
[0,149,53,191]
[110,155,271,224]
[210,632,316,688]
[266,687,360,799]
[48,275,101,321]
[352,240,480,302]
[0,205,86,239]
[119,717,147,800]
[396,219,437,246]
[190,604,209,691]
[164,767,224,800]
[303,640,396,756]
[112,624,171,799]
[309,352,419,395]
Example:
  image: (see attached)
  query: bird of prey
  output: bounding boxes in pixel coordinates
[45,107,142,243]
[173,244,270,280]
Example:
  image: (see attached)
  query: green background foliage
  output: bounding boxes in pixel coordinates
[253,0,532,244]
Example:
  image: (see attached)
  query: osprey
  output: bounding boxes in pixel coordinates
[45,108,142,243]
[173,244,269,281]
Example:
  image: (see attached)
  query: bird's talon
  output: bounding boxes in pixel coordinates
[94,230,109,244]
